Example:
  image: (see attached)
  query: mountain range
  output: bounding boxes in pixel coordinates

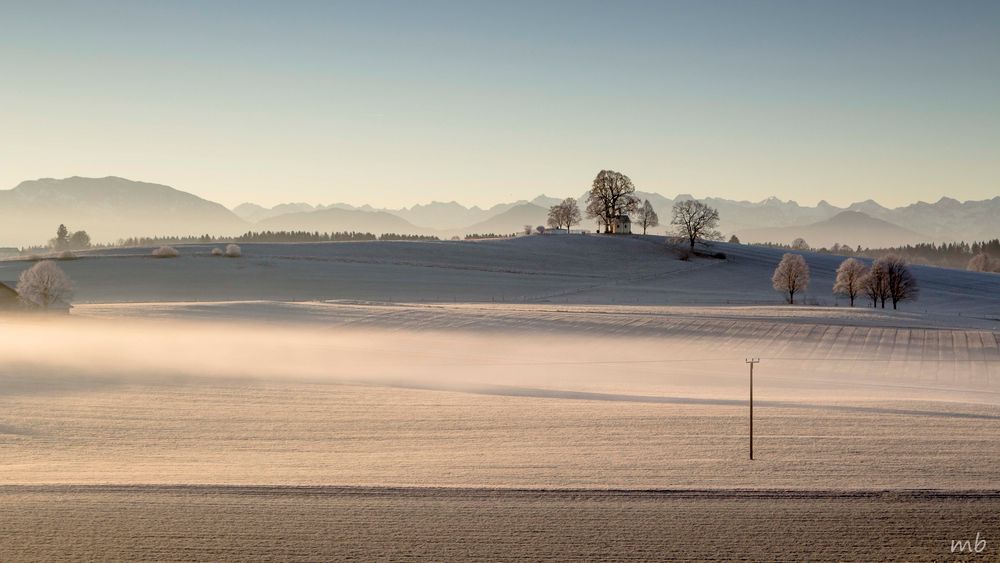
[0,176,997,248]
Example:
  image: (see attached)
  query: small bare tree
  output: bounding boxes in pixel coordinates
[17,260,73,309]
[772,253,810,304]
[790,238,810,251]
[863,261,890,308]
[635,199,659,235]
[547,198,582,232]
[877,254,918,310]
[671,200,720,251]
[833,257,867,307]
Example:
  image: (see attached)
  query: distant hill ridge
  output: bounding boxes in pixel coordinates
[1,176,997,247]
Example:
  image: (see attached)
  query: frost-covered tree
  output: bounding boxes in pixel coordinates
[635,199,659,235]
[585,170,639,233]
[671,200,720,251]
[772,253,810,304]
[876,254,918,310]
[16,260,73,309]
[547,198,581,232]
[790,238,810,251]
[152,245,179,258]
[728,235,741,244]
[833,258,867,307]
[225,244,242,257]
[968,253,998,273]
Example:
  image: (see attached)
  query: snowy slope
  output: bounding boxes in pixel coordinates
[0,235,997,318]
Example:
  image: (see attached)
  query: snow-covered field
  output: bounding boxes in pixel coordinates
[2,235,997,316]
[2,236,999,560]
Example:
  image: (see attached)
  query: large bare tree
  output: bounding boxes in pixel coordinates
[546,198,582,232]
[877,254,919,309]
[670,200,720,250]
[635,199,659,235]
[772,253,810,304]
[16,260,73,309]
[833,257,867,307]
[585,170,639,233]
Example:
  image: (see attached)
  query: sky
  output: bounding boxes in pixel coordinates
[1,0,998,209]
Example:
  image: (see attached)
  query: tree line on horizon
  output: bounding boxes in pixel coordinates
[755,238,1000,273]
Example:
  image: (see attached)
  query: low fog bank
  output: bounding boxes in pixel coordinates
[1,316,996,405]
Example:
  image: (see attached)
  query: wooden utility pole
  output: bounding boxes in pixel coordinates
[746,358,759,460]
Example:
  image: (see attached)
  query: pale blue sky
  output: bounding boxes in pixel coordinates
[1,0,997,208]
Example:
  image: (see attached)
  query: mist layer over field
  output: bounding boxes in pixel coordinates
[2,311,998,489]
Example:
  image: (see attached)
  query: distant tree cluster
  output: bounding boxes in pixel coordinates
[756,238,1000,272]
[106,230,440,248]
[464,233,514,240]
[772,253,920,309]
[49,224,91,251]
[378,233,439,241]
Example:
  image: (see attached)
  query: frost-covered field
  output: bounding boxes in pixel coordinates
[1,236,999,560]
[2,236,998,316]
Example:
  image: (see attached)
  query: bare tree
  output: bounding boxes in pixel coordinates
[877,254,919,310]
[634,199,659,235]
[863,261,890,308]
[670,200,721,251]
[523,225,533,235]
[833,257,867,307]
[585,170,639,233]
[772,253,810,304]
[16,260,73,309]
[547,198,582,232]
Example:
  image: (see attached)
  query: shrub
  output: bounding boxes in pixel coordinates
[152,245,179,258]
[57,250,77,260]
[224,244,242,258]
[535,226,546,235]
[211,247,224,256]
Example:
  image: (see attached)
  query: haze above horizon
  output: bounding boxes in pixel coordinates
[2,1,998,209]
